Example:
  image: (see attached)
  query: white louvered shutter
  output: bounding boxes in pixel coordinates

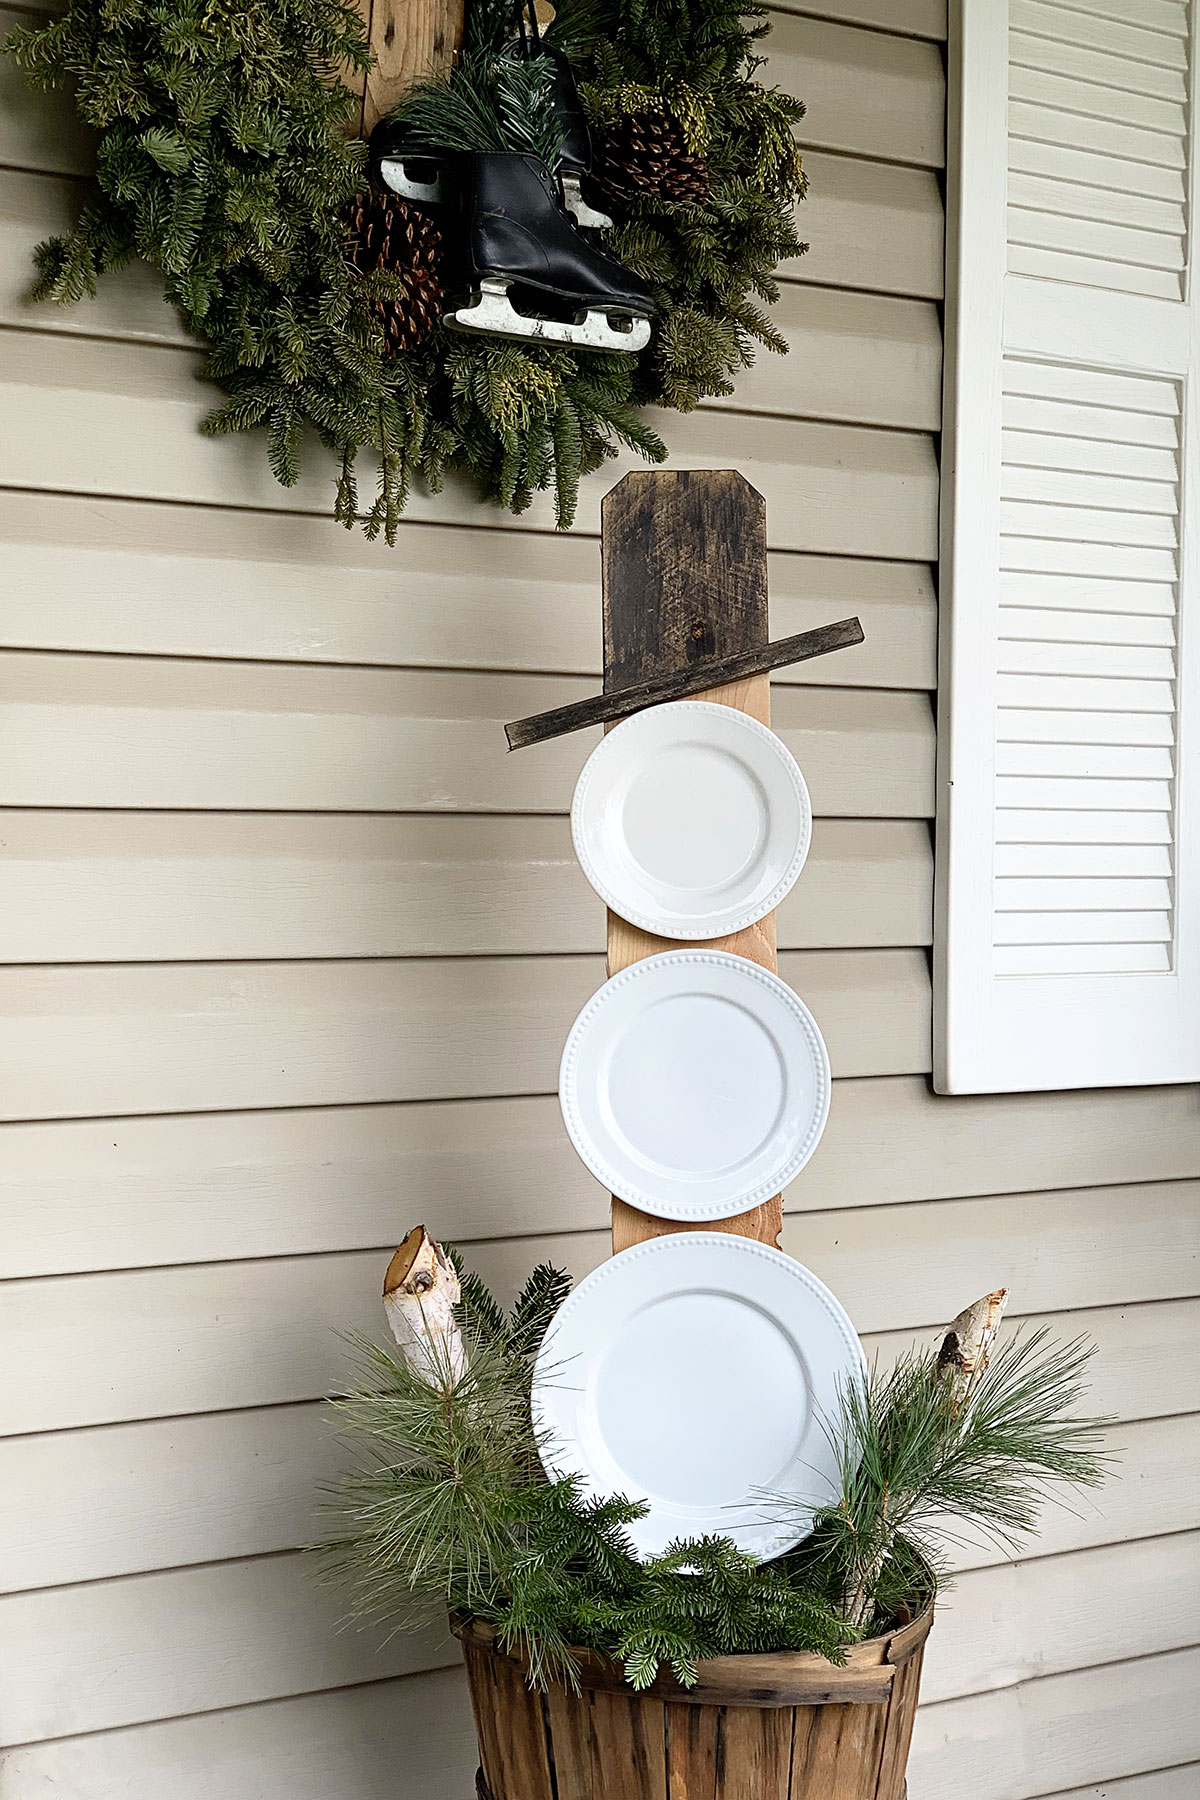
[936,0,1200,1092]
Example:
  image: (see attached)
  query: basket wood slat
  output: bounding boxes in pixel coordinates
[456,1603,932,1800]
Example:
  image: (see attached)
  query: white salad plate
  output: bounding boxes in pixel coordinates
[532,1233,865,1561]
[559,949,831,1221]
[571,701,811,938]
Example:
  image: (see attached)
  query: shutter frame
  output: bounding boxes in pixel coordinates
[935,0,1200,1094]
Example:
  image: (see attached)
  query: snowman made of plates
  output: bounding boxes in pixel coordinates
[523,700,864,1565]
[351,5,663,355]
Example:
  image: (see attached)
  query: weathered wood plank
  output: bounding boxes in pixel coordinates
[0,655,935,817]
[599,470,782,1251]
[505,619,864,750]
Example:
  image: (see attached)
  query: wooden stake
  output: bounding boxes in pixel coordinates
[344,0,465,138]
[601,471,786,1255]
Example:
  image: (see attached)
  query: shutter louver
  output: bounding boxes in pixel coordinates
[936,0,1200,1092]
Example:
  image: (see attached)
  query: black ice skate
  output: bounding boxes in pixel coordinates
[498,39,613,231]
[368,118,457,208]
[444,152,654,352]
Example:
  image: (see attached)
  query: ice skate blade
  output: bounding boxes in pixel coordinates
[379,156,446,205]
[562,175,614,232]
[445,281,650,353]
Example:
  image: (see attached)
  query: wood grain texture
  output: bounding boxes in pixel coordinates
[1,1644,1197,1800]
[504,621,864,749]
[600,473,788,1252]
[359,0,464,134]
[457,1608,929,1798]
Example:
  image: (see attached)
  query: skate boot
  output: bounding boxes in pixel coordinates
[498,39,613,231]
[443,152,654,352]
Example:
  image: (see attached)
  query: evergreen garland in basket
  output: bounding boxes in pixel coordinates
[320,1247,1110,1694]
[5,0,808,537]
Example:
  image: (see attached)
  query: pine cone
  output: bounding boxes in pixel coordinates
[346,188,446,357]
[595,110,710,208]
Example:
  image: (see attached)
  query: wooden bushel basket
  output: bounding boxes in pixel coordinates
[456,1602,932,1800]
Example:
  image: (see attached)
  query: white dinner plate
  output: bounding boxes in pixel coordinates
[559,949,831,1221]
[571,701,811,938]
[532,1233,865,1561]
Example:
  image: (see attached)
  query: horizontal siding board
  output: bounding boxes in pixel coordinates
[0,177,942,430]
[0,656,935,817]
[919,1533,1200,1705]
[2,1528,1195,1745]
[8,1661,1197,1800]
[0,331,940,556]
[1,10,944,181]
[0,1667,481,1800]
[0,947,933,1124]
[0,8,90,178]
[3,1181,1197,1433]
[0,1336,1192,1591]
[0,170,187,346]
[0,814,933,962]
[1038,1769,1200,1800]
[767,14,945,167]
[909,1648,1200,1800]
[0,491,938,688]
[768,0,946,37]
[6,1076,1200,1279]
[782,150,944,297]
[0,1551,452,1746]
[709,282,942,428]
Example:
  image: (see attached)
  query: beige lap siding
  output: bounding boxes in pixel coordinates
[1,1,1196,1795]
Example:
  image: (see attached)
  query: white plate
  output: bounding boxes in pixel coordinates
[559,949,830,1221]
[571,701,811,938]
[532,1233,864,1561]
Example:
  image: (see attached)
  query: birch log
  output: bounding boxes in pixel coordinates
[383,1225,469,1388]
[935,1288,1009,1404]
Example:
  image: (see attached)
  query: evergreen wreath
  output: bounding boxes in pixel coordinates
[320,1251,1108,1692]
[5,0,807,538]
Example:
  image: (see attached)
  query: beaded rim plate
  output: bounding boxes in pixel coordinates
[571,701,811,939]
[532,1233,864,1561]
[558,948,831,1221]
